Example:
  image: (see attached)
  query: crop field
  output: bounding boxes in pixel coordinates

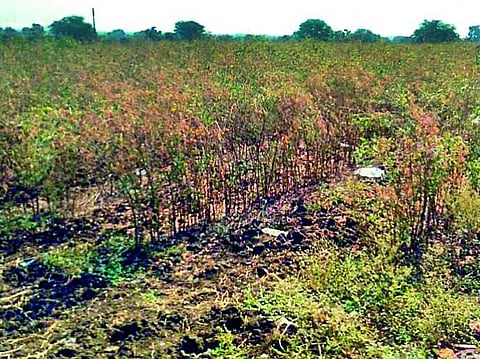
[1,40,480,358]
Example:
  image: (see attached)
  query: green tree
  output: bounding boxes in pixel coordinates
[277,35,292,42]
[391,36,414,44]
[143,27,162,41]
[467,25,480,42]
[351,28,381,43]
[105,29,127,42]
[294,19,334,41]
[2,27,20,37]
[412,20,459,43]
[0,27,20,41]
[243,34,268,41]
[333,29,352,42]
[174,21,205,40]
[215,34,235,41]
[48,16,97,42]
[164,32,177,41]
[22,23,44,40]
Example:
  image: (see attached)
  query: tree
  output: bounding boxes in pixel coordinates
[142,27,162,41]
[164,32,177,41]
[294,19,334,41]
[243,34,268,41]
[174,21,205,40]
[333,29,352,42]
[49,16,97,42]
[22,23,44,40]
[1,27,20,40]
[351,28,381,43]
[467,25,480,42]
[391,36,414,44]
[278,35,292,41]
[412,20,459,43]
[106,29,127,42]
[215,34,235,41]
[132,28,163,41]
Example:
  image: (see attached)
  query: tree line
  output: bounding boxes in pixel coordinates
[1,16,480,43]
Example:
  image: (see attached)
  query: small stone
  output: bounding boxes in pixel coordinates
[354,166,385,179]
[261,228,288,237]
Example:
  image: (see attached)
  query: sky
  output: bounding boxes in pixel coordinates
[1,0,479,38]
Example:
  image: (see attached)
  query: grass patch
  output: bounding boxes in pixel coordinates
[0,211,51,236]
[42,241,93,276]
[243,245,480,358]
[42,231,140,284]
[209,330,249,359]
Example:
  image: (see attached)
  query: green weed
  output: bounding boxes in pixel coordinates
[245,247,480,358]
[42,231,140,284]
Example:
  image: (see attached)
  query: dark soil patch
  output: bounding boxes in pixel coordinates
[109,319,157,343]
[175,306,276,356]
[178,335,220,356]
[0,216,98,256]
[0,184,37,207]
[1,261,108,333]
[158,312,185,330]
[0,183,364,357]
[210,306,244,333]
[195,265,223,280]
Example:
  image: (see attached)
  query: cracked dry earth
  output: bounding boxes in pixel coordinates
[0,182,361,358]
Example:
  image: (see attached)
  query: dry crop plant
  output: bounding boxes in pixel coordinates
[78,41,360,242]
[3,41,479,251]
[390,106,467,264]
[362,103,478,276]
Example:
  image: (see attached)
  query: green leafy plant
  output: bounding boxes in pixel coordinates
[42,243,93,276]
[246,247,480,357]
[42,231,139,284]
[209,330,247,359]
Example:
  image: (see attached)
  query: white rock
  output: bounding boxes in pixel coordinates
[261,228,288,237]
[353,166,385,179]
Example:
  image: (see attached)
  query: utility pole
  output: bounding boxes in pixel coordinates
[92,8,96,33]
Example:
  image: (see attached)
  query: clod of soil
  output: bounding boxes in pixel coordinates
[158,312,184,330]
[178,335,220,357]
[1,261,108,329]
[109,319,156,343]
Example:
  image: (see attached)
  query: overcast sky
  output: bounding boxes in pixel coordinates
[1,0,479,37]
